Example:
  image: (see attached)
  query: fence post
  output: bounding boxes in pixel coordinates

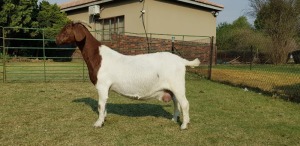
[2,27,6,83]
[208,36,214,80]
[42,29,46,82]
[171,36,175,53]
[250,45,253,70]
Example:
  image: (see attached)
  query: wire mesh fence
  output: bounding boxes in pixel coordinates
[0,27,213,83]
[1,26,299,101]
[210,46,300,102]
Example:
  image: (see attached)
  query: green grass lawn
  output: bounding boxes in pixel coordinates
[1,73,300,145]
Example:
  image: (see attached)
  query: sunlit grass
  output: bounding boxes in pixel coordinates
[1,74,300,145]
[212,69,300,93]
[190,64,300,101]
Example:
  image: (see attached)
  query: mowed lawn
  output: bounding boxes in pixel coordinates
[1,74,300,145]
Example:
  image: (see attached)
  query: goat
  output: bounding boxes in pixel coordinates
[56,22,200,129]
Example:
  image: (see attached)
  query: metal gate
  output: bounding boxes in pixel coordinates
[0,26,215,83]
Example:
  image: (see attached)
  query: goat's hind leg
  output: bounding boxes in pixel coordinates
[173,91,190,130]
[171,95,181,122]
[94,86,109,128]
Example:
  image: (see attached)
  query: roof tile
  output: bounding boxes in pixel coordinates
[60,0,97,9]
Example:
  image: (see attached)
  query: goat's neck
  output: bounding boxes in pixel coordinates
[76,33,101,85]
[77,35,101,60]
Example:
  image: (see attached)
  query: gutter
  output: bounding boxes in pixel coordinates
[61,0,224,12]
[60,0,113,12]
[176,0,224,11]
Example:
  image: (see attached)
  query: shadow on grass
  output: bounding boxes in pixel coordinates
[274,83,300,103]
[72,97,173,119]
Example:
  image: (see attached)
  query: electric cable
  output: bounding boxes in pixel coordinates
[140,0,150,52]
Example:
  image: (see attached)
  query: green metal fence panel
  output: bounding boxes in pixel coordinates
[1,26,213,83]
[1,26,90,83]
[1,26,5,83]
[0,44,3,83]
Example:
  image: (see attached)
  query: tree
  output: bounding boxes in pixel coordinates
[0,0,38,56]
[230,16,253,51]
[0,0,38,31]
[35,1,70,38]
[250,0,299,64]
[0,0,69,57]
[217,16,258,51]
[217,16,272,63]
[216,22,233,51]
[0,0,69,35]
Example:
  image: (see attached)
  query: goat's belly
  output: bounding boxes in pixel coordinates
[110,82,169,100]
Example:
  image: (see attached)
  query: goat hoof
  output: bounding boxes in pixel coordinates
[180,123,188,130]
[172,117,178,123]
[172,116,180,123]
[93,121,103,128]
[171,118,177,122]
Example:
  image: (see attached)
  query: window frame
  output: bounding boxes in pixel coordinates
[96,15,125,41]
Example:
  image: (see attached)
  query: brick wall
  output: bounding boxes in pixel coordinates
[73,34,215,65]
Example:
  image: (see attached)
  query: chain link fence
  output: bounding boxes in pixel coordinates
[0,27,213,83]
[1,26,299,101]
[211,45,300,102]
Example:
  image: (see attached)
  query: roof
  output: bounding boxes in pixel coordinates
[60,0,224,12]
[191,0,224,9]
[60,0,112,12]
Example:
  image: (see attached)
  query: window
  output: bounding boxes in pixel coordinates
[96,16,124,41]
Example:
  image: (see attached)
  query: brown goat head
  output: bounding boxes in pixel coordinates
[55,22,87,45]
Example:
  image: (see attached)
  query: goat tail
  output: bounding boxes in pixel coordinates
[184,58,200,68]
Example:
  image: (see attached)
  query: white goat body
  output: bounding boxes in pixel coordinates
[98,45,199,100]
[94,45,200,129]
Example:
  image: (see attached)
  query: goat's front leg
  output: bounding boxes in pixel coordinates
[94,85,109,128]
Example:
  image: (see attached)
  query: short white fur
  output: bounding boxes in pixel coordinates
[93,45,200,130]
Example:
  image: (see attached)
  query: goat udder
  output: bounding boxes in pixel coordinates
[162,92,172,102]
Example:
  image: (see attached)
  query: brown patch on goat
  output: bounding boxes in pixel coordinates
[56,22,102,85]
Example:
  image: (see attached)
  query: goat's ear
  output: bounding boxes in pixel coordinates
[73,24,86,42]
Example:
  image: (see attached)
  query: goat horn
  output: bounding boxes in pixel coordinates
[72,20,92,29]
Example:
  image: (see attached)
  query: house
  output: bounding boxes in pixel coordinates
[59,0,223,39]
[59,0,223,64]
